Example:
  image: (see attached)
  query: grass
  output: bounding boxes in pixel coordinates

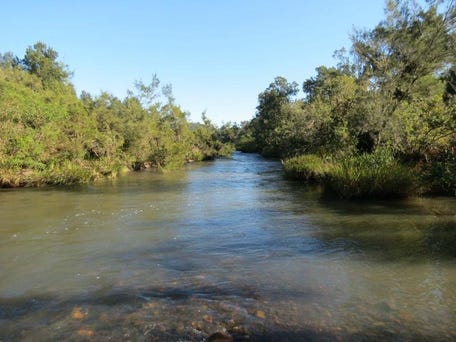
[326,152,419,198]
[283,154,333,182]
[283,149,420,198]
[0,159,118,188]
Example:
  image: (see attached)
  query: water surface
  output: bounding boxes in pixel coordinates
[1,152,455,341]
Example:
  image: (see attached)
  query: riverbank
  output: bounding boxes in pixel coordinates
[0,162,125,188]
[232,0,455,200]
[282,150,455,198]
[0,156,230,188]
[0,44,234,189]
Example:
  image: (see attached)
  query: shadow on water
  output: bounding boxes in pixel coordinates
[208,196,456,263]
[315,202,456,262]
[309,217,456,262]
[278,182,456,262]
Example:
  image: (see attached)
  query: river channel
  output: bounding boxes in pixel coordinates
[1,152,455,341]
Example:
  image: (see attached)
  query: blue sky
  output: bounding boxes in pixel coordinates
[1,0,386,124]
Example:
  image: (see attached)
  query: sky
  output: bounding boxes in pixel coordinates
[1,0,386,124]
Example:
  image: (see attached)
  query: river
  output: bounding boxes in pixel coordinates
[1,152,455,341]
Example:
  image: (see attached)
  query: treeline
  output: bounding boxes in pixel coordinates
[237,0,455,197]
[0,43,233,187]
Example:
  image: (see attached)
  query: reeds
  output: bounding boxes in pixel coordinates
[283,149,420,198]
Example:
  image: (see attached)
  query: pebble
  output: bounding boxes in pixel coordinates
[203,314,213,323]
[71,307,85,320]
[231,325,249,335]
[77,329,95,337]
[192,321,203,331]
[254,310,266,319]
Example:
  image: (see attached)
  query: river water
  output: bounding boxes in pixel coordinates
[1,152,455,341]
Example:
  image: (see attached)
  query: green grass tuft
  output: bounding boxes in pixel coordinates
[283,154,333,182]
[283,149,420,198]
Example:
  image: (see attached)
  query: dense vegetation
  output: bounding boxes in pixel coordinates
[239,0,455,197]
[0,43,233,187]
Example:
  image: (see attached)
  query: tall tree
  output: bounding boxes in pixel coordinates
[22,42,71,88]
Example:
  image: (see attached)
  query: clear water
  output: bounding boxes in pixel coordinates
[1,152,455,341]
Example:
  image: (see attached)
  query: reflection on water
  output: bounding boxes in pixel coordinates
[1,152,455,341]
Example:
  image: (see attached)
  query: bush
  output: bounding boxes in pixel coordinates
[421,148,456,196]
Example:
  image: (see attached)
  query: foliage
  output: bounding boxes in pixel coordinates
[234,121,258,153]
[420,146,456,196]
[252,76,299,157]
[22,42,71,89]
[0,43,233,187]
[241,0,455,197]
[190,113,235,161]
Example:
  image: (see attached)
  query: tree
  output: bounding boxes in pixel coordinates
[0,52,20,68]
[351,0,456,155]
[22,42,71,88]
[253,76,299,157]
[0,43,234,187]
[301,66,365,155]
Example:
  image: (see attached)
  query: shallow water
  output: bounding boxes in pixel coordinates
[1,152,455,341]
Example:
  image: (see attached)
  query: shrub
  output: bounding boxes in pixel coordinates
[421,148,456,196]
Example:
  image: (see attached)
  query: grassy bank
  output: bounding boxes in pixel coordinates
[283,150,423,199]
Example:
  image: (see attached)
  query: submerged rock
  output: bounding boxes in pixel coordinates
[207,331,233,342]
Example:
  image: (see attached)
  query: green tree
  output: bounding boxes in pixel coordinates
[302,66,362,155]
[22,42,71,88]
[351,0,455,153]
[0,43,233,187]
[253,76,299,157]
[243,0,456,196]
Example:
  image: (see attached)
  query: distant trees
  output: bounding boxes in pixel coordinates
[252,77,299,157]
[241,0,455,196]
[0,43,233,187]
